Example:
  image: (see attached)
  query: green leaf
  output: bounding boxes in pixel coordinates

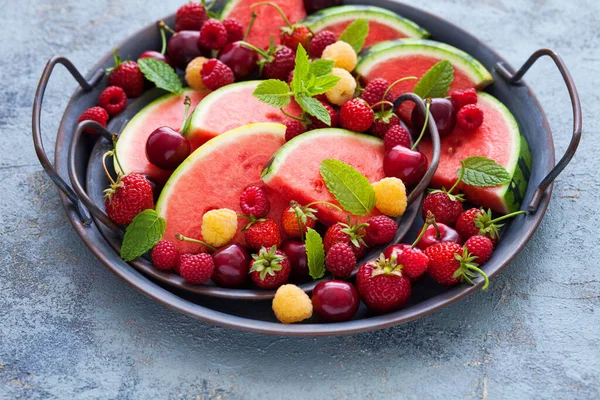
[305,227,325,280]
[309,59,335,77]
[291,45,311,93]
[253,79,292,108]
[339,19,369,53]
[457,156,512,187]
[295,92,331,125]
[137,58,183,95]
[319,159,376,216]
[413,60,454,99]
[120,210,166,262]
[308,75,340,96]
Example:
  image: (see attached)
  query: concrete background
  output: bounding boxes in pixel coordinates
[1,0,598,398]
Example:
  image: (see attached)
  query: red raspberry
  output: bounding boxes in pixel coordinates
[450,88,478,110]
[340,98,374,132]
[97,86,127,116]
[324,222,367,259]
[308,101,339,130]
[249,246,291,289]
[222,18,245,43]
[422,191,464,226]
[244,219,281,250]
[364,215,397,245]
[108,59,144,98]
[368,111,400,138]
[456,104,484,131]
[384,244,429,280]
[287,70,295,83]
[464,235,494,264]
[201,59,235,90]
[309,30,337,58]
[151,240,180,271]
[284,119,307,141]
[78,107,109,134]
[325,243,356,278]
[240,186,270,218]
[104,173,154,225]
[198,19,228,50]
[281,25,313,52]
[384,125,411,152]
[263,46,295,81]
[179,253,215,284]
[175,2,208,31]
[361,78,393,107]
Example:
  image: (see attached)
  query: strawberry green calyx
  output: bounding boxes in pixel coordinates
[474,209,526,240]
[105,48,123,74]
[175,233,217,252]
[249,245,286,280]
[370,253,403,278]
[452,247,489,290]
[340,217,369,248]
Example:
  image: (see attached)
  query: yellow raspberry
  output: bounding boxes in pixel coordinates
[185,56,209,91]
[201,208,238,247]
[325,68,357,106]
[372,177,408,217]
[272,284,313,324]
[322,41,358,72]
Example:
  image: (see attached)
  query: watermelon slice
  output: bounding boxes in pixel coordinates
[186,81,302,149]
[419,92,531,214]
[156,123,288,253]
[220,0,306,50]
[303,5,429,48]
[261,128,385,226]
[115,89,209,184]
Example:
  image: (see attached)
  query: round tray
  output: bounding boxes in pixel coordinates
[33,0,581,335]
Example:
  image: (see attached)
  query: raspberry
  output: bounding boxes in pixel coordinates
[151,240,180,271]
[323,222,367,259]
[108,58,144,98]
[384,244,429,280]
[422,191,464,226]
[222,18,244,43]
[240,186,270,218]
[179,253,215,284]
[104,173,154,225]
[308,101,339,130]
[325,243,356,278]
[309,30,337,58]
[322,40,357,72]
[284,119,307,141]
[97,86,127,116]
[244,219,281,250]
[281,201,317,238]
[201,59,235,91]
[198,19,228,50]
[175,2,208,31]
[364,216,397,245]
[250,246,291,289]
[384,125,411,152]
[272,284,313,323]
[185,56,209,91]
[340,98,374,132]
[361,78,393,107]
[369,111,399,138]
[456,104,484,131]
[201,208,238,247]
[372,177,407,218]
[464,235,494,264]
[263,46,295,81]
[450,88,478,111]
[325,67,356,106]
[78,107,109,134]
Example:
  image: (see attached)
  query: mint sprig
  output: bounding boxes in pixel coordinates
[457,156,512,187]
[413,60,454,99]
[339,19,369,53]
[319,159,376,216]
[120,209,166,262]
[305,227,325,280]
[138,58,183,95]
[253,79,292,108]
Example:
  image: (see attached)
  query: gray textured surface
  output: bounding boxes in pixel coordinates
[1,0,599,398]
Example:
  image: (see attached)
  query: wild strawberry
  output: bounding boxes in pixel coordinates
[280,201,317,239]
[372,177,407,218]
[308,101,339,130]
[325,243,356,278]
[175,2,208,31]
[356,254,411,314]
[309,30,336,58]
[422,190,464,226]
[78,107,109,134]
[384,125,411,152]
[222,18,245,43]
[107,51,144,98]
[361,78,393,107]
[464,235,494,264]
[240,186,270,218]
[384,244,429,280]
[251,2,312,51]
[179,253,215,284]
[104,173,154,225]
[455,208,524,242]
[340,98,374,132]
[325,67,356,106]
[201,208,238,247]
[284,119,307,141]
[450,88,478,111]
[322,41,357,72]
[97,86,127,116]
[364,215,397,245]
[244,218,281,250]
[201,59,235,90]
[324,220,368,259]
[249,246,291,289]
[151,240,180,271]
[263,45,295,81]
[456,104,484,131]
[424,242,489,289]
[272,284,313,323]
[199,19,228,50]
[369,109,400,138]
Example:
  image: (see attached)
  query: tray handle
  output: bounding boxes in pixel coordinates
[495,49,582,213]
[32,56,105,225]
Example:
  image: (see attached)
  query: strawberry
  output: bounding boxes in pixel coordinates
[281,201,317,239]
[309,30,336,58]
[455,208,525,243]
[324,220,368,259]
[249,246,291,289]
[368,108,400,138]
[179,253,215,284]
[252,2,312,51]
[239,186,270,218]
[364,215,397,245]
[175,2,208,32]
[107,51,144,98]
[243,218,281,250]
[383,125,411,152]
[340,98,374,133]
[151,240,180,271]
[422,190,464,226]
[356,254,411,314]
[383,244,429,280]
[464,235,494,264]
[424,242,489,289]
[325,242,356,278]
[104,173,154,225]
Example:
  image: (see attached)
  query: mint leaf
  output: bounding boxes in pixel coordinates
[309,59,335,77]
[295,92,330,125]
[308,75,340,96]
[457,156,512,187]
[319,159,376,216]
[253,80,292,108]
[413,60,454,99]
[339,19,369,53]
[120,210,166,262]
[138,58,183,95]
[291,45,311,93]
[305,227,325,280]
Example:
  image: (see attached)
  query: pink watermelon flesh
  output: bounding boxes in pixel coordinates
[223,0,306,49]
[321,20,412,48]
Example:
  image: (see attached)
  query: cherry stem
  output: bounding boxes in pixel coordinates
[239,41,270,59]
[411,218,430,248]
[158,22,168,55]
[101,151,117,186]
[280,108,305,122]
[490,210,526,224]
[244,12,258,41]
[251,2,292,28]
[466,264,489,291]
[448,162,466,194]
[381,76,418,112]
[305,201,343,213]
[175,233,217,252]
[370,101,395,112]
[411,98,431,150]
[179,96,192,133]
[158,20,175,35]
[111,134,125,176]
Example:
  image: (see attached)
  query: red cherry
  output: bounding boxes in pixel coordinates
[167,31,206,70]
[212,244,251,288]
[415,223,462,250]
[311,280,360,322]
[218,41,258,79]
[145,127,190,170]
[280,240,309,282]
[139,51,174,68]
[383,145,428,186]
[411,98,456,138]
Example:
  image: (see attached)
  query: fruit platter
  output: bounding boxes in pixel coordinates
[33,0,581,335]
